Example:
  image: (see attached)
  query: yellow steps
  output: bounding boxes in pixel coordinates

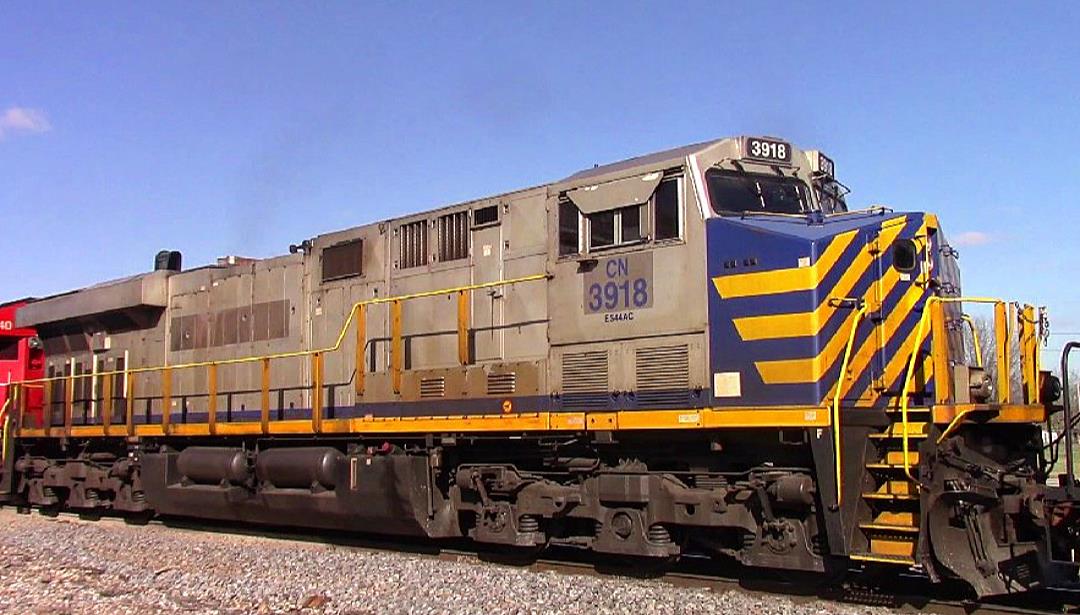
[874,510,916,526]
[885,450,919,466]
[850,552,916,566]
[869,422,929,440]
[862,480,919,501]
[859,523,919,534]
[869,536,915,558]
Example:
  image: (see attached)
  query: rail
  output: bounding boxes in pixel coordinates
[3,273,549,437]
[899,297,1041,482]
[831,300,868,507]
[1059,343,1079,496]
[961,314,982,368]
[0,397,8,466]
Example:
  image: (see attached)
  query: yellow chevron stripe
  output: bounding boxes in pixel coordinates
[830,220,930,402]
[838,278,924,403]
[712,229,859,299]
[754,217,917,385]
[854,311,929,408]
[733,221,907,340]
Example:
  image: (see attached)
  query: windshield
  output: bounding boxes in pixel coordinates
[705,169,813,215]
[815,179,848,214]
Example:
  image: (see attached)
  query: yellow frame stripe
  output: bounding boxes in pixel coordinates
[16,407,832,439]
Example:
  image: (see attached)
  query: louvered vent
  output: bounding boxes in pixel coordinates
[487,372,517,396]
[561,351,609,409]
[420,377,446,399]
[635,345,690,407]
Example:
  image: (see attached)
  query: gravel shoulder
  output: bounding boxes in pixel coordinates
[0,508,892,615]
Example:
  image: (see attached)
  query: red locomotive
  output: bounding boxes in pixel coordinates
[0,300,44,430]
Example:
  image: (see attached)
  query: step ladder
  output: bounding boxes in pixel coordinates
[850,406,929,566]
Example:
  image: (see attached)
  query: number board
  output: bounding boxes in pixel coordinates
[816,152,835,178]
[743,137,792,164]
[583,252,654,319]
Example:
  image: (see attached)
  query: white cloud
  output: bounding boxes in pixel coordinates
[951,231,993,247]
[0,106,52,139]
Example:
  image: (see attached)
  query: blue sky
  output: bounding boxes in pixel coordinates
[2,2,1079,361]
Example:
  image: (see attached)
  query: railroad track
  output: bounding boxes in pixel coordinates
[27,509,1076,615]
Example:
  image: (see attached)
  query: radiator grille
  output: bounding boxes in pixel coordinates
[420,377,446,399]
[635,345,690,407]
[561,351,609,409]
[487,372,517,396]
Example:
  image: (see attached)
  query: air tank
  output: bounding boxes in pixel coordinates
[255,447,344,490]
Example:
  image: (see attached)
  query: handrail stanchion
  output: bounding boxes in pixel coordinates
[64,366,74,437]
[125,371,135,437]
[930,300,951,404]
[312,352,323,433]
[161,367,172,434]
[208,363,218,435]
[458,290,470,366]
[101,370,113,432]
[831,302,868,507]
[994,302,1011,404]
[261,358,271,434]
[42,380,52,432]
[1020,305,1038,404]
[18,383,28,432]
[355,304,366,400]
[391,300,403,395]
[1,397,9,465]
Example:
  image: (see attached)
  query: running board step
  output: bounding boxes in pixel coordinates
[869,422,929,439]
[869,536,916,558]
[850,552,917,566]
[884,450,919,465]
[874,510,916,526]
[859,523,920,534]
[863,480,919,501]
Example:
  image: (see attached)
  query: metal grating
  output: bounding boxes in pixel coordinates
[420,377,446,399]
[322,238,363,282]
[437,211,469,261]
[486,372,517,395]
[561,351,609,409]
[399,220,428,269]
[635,345,690,407]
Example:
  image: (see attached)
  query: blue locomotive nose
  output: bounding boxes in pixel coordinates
[706,210,940,409]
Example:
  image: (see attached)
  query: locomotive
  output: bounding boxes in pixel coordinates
[1,135,1077,598]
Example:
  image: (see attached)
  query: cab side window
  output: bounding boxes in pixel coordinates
[558,200,581,256]
[558,171,682,257]
[653,178,680,240]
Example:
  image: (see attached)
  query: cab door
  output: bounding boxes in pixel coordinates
[472,218,504,362]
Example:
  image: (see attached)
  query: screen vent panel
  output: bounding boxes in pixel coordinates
[420,377,446,399]
[635,345,690,407]
[487,372,517,396]
[562,351,609,409]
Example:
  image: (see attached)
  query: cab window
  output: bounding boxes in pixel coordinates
[0,338,18,361]
[559,174,682,256]
[706,169,811,215]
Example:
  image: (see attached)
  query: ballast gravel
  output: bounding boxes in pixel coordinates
[0,509,892,615]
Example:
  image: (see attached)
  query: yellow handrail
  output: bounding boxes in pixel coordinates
[0,396,9,464]
[961,314,982,368]
[831,302,868,507]
[5,273,549,435]
[10,273,549,386]
[898,296,1006,482]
